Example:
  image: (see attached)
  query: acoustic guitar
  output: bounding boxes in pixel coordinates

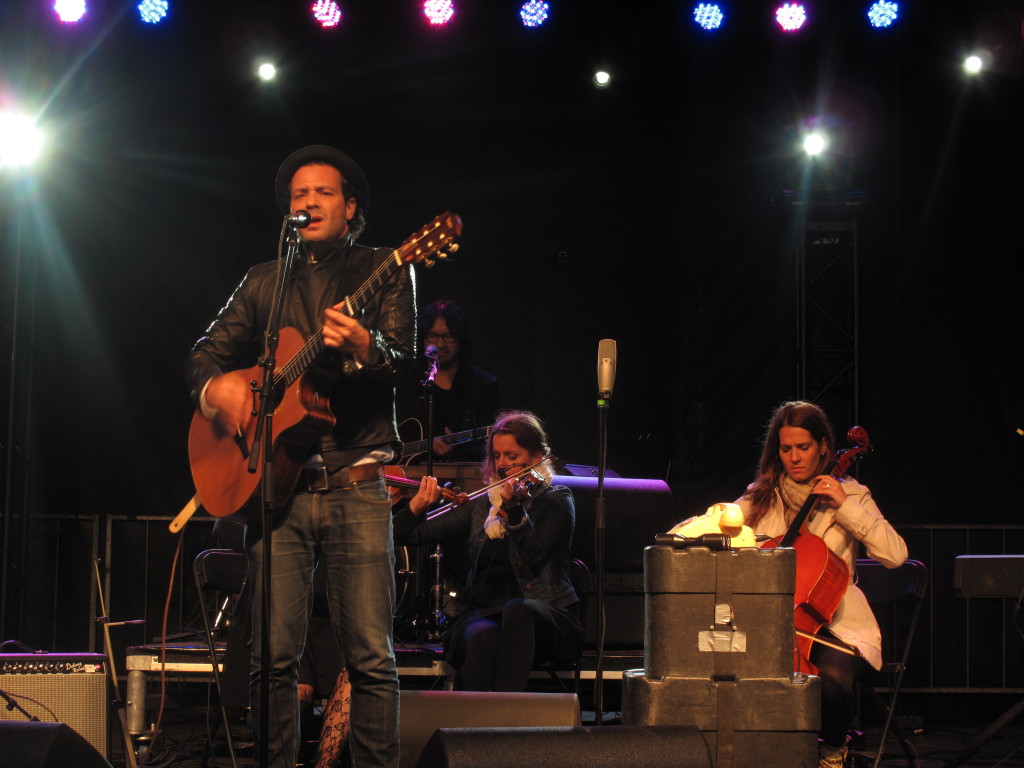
[188,212,463,518]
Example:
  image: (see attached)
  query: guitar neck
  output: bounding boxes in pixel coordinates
[403,425,491,456]
[277,251,404,388]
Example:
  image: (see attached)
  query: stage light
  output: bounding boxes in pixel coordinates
[963,53,986,74]
[775,3,807,32]
[593,70,611,88]
[866,0,898,28]
[423,0,454,25]
[0,112,44,169]
[137,0,168,24]
[693,3,724,31]
[257,61,278,82]
[802,131,827,156]
[520,0,550,28]
[54,0,86,23]
[313,0,342,28]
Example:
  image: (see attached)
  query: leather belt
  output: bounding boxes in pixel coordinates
[299,462,383,493]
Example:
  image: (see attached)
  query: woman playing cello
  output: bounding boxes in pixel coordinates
[735,401,907,768]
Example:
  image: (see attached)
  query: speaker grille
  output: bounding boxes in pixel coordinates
[0,654,108,758]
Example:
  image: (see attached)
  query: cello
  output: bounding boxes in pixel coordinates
[761,426,871,674]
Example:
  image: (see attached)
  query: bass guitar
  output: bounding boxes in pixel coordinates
[761,426,871,674]
[188,212,463,518]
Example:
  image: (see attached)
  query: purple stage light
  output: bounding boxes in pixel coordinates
[775,2,807,31]
[54,0,86,23]
[313,0,342,28]
[424,0,455,25]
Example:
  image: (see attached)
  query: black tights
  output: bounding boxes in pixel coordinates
[456,598,558,692]
[810,640,867,748]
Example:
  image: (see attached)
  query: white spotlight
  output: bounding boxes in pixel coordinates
[0,112,44,169]
[802,131,827,156]
[257,61,278,82]
[593,70,611,88]
[963,54,985,75]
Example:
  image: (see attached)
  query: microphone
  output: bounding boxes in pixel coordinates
[285,210,312,228]
[597,338,617,399]
[654,532,732,551]
[424,344,440,385]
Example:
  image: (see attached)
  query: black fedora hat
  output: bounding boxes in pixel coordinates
[274,144,369,215]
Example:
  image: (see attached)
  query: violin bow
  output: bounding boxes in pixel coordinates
[425,455,558,521]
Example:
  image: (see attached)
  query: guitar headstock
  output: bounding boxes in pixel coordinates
[396,211,463,268]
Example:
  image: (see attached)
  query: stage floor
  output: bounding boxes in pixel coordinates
[110,701,1024,767]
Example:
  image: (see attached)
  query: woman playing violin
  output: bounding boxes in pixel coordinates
[736,401,907,768]
[393,410,583,691]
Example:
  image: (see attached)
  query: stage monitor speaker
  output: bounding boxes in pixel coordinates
[954,555,1024,598]
[0,722,111,768]
[552,475,676,572]
[416,724,712,768]
[0,653,108,758]
[400,691,581,768]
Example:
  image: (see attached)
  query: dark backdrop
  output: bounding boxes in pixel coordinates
[2,0,1023,642]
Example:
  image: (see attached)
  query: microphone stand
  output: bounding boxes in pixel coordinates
[421,349,445,640]
[246,221,303,768]
[594,388,610,725]
[0,687,38,721]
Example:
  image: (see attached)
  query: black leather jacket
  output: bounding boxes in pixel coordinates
[184,236,417,468]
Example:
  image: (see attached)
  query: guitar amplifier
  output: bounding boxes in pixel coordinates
[0,653,109,758]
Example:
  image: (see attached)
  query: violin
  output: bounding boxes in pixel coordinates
[383,466,470,507]
[505,467,548,505]
[424,456,558,521]
[761,426,871,675]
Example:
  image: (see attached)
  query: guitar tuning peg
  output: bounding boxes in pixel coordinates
[423,258,437,269]
[447,243,460,255]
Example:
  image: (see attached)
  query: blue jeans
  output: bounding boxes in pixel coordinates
[246,477,400,768]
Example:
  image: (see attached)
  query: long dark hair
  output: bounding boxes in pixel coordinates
[417,299,474,361]
[481,410,551,484]
[743,401,836,528]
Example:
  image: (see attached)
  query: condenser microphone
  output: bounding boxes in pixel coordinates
[285,210,312,228]
[597,338,617,399]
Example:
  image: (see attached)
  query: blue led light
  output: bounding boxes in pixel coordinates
[867,0,898,28]
[137,0,168,24]
[520,0,550,28]
[693,3,724,30]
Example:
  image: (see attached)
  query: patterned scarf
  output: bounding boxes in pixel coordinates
[482,461,555,540]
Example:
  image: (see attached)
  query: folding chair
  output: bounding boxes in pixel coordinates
[193,548,248,768]
[853,558,928,768]
[534,558,591,695]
